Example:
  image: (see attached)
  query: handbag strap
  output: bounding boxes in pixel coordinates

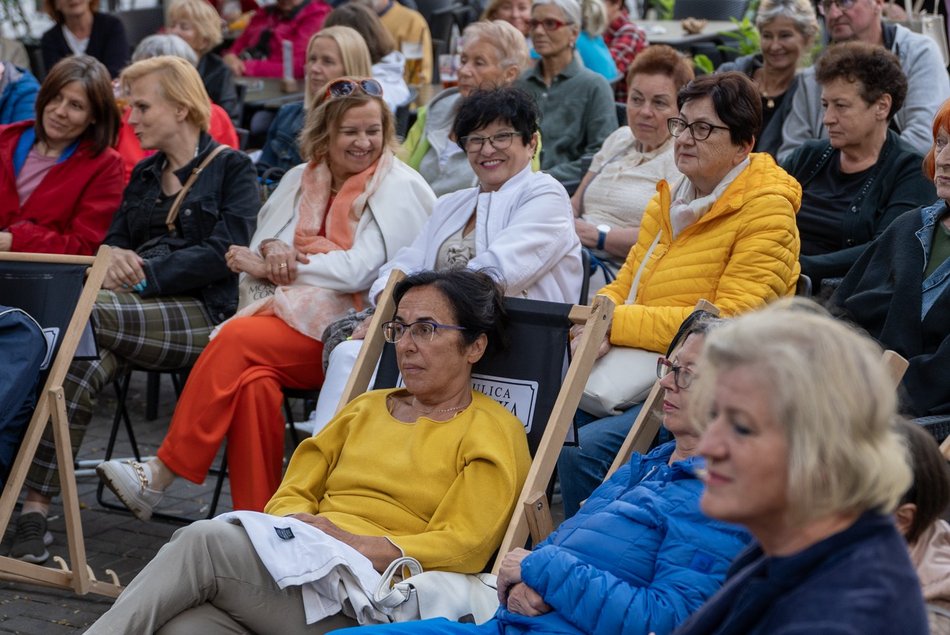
[373,556,424,608]
[164,144,228,233]
[625,231,662,304]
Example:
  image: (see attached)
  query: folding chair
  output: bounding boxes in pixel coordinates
[0,247,121,598]
[336,270,615,574]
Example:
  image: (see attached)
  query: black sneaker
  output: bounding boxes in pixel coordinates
[10,512,53,564]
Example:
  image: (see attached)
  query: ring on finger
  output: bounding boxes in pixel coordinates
[279,263,288,269]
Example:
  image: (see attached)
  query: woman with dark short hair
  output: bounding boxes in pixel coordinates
[87,268,531,634]
[782,41,935,288]
[0,55,123,254]
[559,71,802,517]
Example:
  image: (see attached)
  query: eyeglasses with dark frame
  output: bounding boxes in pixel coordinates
[528,18,571,31]
[656,356,695,390]
[818,0,857,15]
[459,131,519,153]
[382,320,467,344]
[325,77,384,100]
[667,117,731,141]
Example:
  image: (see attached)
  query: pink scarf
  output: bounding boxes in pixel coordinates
[230,151,394,340]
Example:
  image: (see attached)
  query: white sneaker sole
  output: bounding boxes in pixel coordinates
[96,462,158,521]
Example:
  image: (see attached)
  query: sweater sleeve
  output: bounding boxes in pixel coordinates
[895,33,950,156]
[95,14,129,79]
[546,77,616,183]
[777,68,819,163]
[520,516,744,635]
[384,411,529,573]
[8,150,124,255]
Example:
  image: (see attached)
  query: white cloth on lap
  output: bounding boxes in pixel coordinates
[216,511,389,625]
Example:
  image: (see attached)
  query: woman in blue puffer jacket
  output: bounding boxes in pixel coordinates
[337,313,750,635]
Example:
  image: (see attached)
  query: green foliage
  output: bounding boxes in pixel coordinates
[717,16,761,58]
[693,54,715,75]
[649,0,675,20]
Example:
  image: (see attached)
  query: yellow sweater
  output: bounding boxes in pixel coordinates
[599,152,802,353]
[265,389,530,573]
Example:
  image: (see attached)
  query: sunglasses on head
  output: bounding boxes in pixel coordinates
[325,78,384,99]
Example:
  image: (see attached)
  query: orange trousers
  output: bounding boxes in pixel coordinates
[158,315,324,511]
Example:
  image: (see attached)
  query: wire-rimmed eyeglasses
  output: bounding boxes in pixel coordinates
[656,356,695,390]
[382,320,467,344]
[667,117,731,141]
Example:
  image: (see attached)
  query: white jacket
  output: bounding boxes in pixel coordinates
[247,157,436,298]
[373,51,411,111]
[370,165,583,304]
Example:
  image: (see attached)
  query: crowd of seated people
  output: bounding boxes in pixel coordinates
[3,3,950,633]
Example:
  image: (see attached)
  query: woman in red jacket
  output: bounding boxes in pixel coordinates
[0,55,123,255]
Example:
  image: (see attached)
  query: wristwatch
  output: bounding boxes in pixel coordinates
[596,224,611,251]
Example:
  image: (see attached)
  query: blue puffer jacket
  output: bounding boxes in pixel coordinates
[0,63,39,125]
[499,442,750,635]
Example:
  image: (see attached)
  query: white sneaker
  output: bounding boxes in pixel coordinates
[96,459,164,521]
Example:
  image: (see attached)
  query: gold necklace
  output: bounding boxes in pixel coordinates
[411,397,469,416]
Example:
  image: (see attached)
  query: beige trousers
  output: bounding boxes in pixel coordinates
[87,520,359,634]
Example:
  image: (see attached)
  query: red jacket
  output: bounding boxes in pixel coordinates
[116,104,239,183]
[226,0,329,78]
[0,121,124,255]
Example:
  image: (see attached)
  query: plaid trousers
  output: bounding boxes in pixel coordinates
[26,290,214,497]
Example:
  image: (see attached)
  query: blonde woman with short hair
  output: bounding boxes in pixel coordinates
[167,0,239,121]
[675,298,926,633]
[9,55,260,564]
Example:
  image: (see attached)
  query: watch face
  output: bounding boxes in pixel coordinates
[597,224,611,234]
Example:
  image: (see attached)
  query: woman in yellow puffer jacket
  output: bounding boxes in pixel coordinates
[559,71,801,517]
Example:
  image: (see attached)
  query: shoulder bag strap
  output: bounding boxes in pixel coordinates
[626,230,662,304]
[165,144,229,233]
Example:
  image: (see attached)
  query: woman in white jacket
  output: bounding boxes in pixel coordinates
[96,79,436,516]
[310,86,583,431]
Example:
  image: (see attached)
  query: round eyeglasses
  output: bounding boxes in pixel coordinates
[667,117,731,141]
[656,356,695,390]
[382,320,467,344]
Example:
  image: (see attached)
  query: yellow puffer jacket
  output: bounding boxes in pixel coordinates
[599,152,802,353]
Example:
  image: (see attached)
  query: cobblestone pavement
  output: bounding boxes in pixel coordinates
[0,372,238,633]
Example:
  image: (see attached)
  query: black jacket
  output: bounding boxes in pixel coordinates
[40,12,128,78]
[104,134,259,324]
[782,128,935,283]
[198,53,240,123]
[831,203,950,416]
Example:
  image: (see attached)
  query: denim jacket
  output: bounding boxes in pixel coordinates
[104,133,259,323]
[257,101,304,175]
[916,200,950,319]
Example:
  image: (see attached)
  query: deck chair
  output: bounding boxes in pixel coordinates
[0,247,121,598]
[336,270,615,574]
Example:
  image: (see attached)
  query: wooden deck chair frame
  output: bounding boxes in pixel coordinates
[336,270,615,574]
[0,246,121,598]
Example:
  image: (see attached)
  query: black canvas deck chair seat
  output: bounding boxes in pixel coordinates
[0,247,120,597]
[335,270,615,573]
